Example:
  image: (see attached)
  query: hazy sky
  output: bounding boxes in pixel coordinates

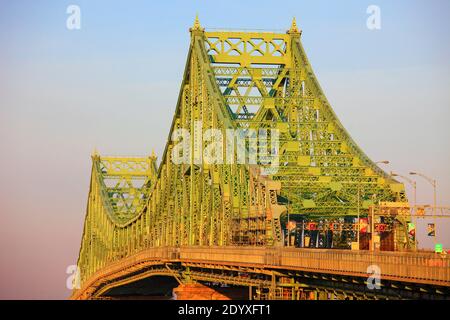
[0,0,449,299]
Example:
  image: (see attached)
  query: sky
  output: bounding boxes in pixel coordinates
[0,0,449,299]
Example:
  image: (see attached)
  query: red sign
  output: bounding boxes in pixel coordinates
[307,222,317,231]
[375,223,387,233]
[359,218,368,233]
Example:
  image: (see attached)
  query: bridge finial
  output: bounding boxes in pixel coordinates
[190,14,204,33]
[91,147,100,159]
[151,149,156,158]
[287,17,301,36]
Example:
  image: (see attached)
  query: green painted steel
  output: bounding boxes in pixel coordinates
[75,18,414,290]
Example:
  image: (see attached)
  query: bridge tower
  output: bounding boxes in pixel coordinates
[72,18,423,300]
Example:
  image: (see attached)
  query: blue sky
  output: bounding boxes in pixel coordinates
[0,0,449,298]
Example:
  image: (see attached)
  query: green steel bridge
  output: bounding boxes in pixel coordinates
[72,18,450,300]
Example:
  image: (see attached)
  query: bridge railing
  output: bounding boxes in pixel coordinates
[74,246,449,299]
[177,246,450,286]
[280,248,450,285]
[178,246,267,265]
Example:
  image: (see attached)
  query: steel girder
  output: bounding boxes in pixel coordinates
[75,18,413,289]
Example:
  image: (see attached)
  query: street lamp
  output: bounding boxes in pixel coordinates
[358,161,389,249]
[356,182,361,248]
[409,171,437,240]
[370,193,377,252]
[391,171,417,250]
[390,172,417,209]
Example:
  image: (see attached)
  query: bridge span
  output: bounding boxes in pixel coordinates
[73,19,450,300]
[72,246,450,300]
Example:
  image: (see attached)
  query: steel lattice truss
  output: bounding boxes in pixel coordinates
[76,19,411,286]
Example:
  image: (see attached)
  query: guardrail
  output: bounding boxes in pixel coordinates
[178,246,450,285]
[75,245,450,298]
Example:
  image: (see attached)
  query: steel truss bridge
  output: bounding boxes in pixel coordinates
[72,18,450,300]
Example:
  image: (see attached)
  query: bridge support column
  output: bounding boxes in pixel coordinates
[173,283,231,300]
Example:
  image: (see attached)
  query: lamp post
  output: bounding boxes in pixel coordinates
[391,171,417,250]
[390,172,417,210]
[409,172,437,241]
[357,183,360,247]
[362,161,389,250]
[370,193,377,252]
[287,192,291,247]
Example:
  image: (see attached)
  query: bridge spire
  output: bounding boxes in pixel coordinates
[287,17,301,36]
[190,14,204,33]
[91,147,100,159]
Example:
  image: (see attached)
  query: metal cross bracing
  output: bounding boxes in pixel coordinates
[73,18,435,299]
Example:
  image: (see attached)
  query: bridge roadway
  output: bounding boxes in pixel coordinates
[71,246,450,300]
